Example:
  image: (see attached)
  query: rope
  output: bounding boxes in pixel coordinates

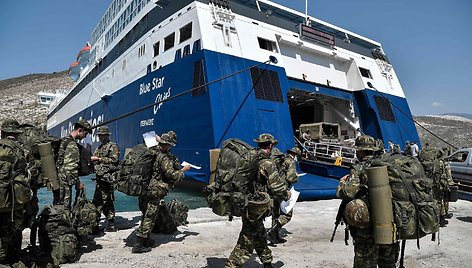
[95,58,274,128]
[367,84,457,150]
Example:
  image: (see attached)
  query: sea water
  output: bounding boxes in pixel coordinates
[37,174,208,212]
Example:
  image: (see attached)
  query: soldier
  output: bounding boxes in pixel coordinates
[132,131,190,253]
[0,120,29,264]
[56,119,92,209]
[225,134,289,268]
[404,141,411,156]
[91,126,120,232]
[267,147,301,245]
[337,135,400,268]
[443,155,455,220]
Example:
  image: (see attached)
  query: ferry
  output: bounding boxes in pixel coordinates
[47,0,420,201]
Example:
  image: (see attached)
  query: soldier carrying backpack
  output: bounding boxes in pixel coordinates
[225,133,289,268]
[419,147,452,227]
[132,131,190,254]
[336,135,438,268]
[0,119,31,265]
[56,119,92,210]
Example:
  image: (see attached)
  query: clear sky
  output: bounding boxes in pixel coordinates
[0,0,471,116]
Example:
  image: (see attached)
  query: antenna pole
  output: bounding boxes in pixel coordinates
[305,0,308,24]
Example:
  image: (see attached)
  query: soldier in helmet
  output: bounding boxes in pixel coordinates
[56,119,92,210]
[0,120,30,264]
[91,125,120,232]
[132,131,190,253]
[337,135,400,268]
[225,133,290,268]
[267,146,301,245]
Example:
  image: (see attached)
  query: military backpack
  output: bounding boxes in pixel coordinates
[37,204,78,266]
[57,136,93,177]
[370,153,439,240]
[73,189,98,237]
[115,144,157,196]
[206,138,263,218]
[152,199,189,234]
[0,139,32,212]
[419,148,448,191]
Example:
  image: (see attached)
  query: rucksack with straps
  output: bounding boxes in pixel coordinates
[37,204,78,266]
[370,153,439,240]
[57,136,92,177]
[205,138,263,218]
[0,139,32,212]
[152,199,189,234]
[73,188,98,237]
[115,144,157,196]
[419,148,448,191]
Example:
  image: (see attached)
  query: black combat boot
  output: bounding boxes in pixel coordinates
[263,263,274,268]
[132,237,152,254]
[266,228,278,246]
[439,216,448,227]
[105,219,117,232]
[275,230,287,243]
[445,213,453,219]
[144,237,155,247]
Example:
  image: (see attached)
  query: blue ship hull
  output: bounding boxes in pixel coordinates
[49,49,420,201]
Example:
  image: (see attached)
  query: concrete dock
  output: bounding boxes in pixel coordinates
[22,199,472,267]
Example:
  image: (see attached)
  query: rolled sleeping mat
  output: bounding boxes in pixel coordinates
[38,142,60,191]
[367,165,396,244]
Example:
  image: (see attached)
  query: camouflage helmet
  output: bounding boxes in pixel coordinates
[160,133,176,146]
[96,126,111,135]
[254,133,278,145]
[1,119,23,134]
[354,135,378,151]
[287,147,302,156]
[344,199,371,228]
[74,119,92,133]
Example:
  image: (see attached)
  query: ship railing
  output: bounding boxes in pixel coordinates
[303,141,357,165]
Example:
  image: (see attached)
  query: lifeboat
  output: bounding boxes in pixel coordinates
[68,61,80,81]
[77,43,91,69]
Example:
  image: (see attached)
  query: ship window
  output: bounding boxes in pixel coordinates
[153,41,160,57]
[164,32,175,51]
[258,37,278,53]
[179,22,192,44]
[374,95,395,122]
[359,67,372,79]
[250,67,284,102]
[192,60,207,96]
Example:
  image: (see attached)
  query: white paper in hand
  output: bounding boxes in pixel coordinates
[143,131,159,148]
[280,187,300,214]
[181,161,201,169]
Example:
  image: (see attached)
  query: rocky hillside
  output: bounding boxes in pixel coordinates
[0,71,74,126]
[0,71,470,151]
[415,115,472,150]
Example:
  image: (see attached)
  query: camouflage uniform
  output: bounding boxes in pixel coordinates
[337,135,400,268]
[92,126,120,230]
[419,148,450,226]
[17,124,50,228]
[225,134,288,268]
[57,119,91,210]
[444,161,454,218]
[0,120,29,264]
[133,132,185,253]
[267,147,300,244]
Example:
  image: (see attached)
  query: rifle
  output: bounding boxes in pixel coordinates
[330,199,349,244]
